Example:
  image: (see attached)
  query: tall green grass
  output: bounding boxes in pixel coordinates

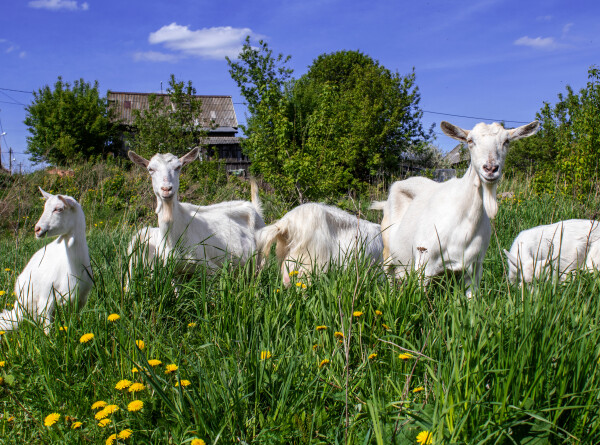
[1,171,600,443]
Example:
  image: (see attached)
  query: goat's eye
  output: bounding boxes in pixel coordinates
[174,166,181,171]
[148,168,155,174]
[54,207,63,213]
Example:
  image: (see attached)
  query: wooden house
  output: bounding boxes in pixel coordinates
[107,91,250,173]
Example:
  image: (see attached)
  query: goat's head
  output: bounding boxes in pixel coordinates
[35,188,80,239]
[128,148,199,211]
[441,120,539,218]
[441,120,539,184]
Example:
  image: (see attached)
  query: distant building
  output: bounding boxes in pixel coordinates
[107,91,250,173]
[443,142,469,167]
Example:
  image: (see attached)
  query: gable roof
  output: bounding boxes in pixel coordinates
[444,143,469,165]
[107,91,238,129]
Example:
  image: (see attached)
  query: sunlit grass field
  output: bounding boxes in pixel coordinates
[1,173,600,444]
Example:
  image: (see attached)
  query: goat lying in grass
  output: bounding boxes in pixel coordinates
[0,189,93,331]
[372,120,539,297]
[505,219,600,283]
[127,148,265,276]
[256,203,383,286]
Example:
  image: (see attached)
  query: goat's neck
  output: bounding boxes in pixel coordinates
[459,165,498,221]
[58,210,91,270]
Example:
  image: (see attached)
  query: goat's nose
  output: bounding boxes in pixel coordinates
[161,185,173,192]
[34,225,41,234]
[483,163,499,174]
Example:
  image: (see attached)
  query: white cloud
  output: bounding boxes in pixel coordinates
[145,23,260,60]
[133,51,179,63]
[514,36,558,50]
[562,22,573,36]
[28,0,89,11]
[19,51,27,59]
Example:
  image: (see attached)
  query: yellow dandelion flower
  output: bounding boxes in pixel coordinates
[0,291,5,296]
[91,401,107,410]
[118,429,133,439]
[95,409,109,420]
[353,311,363,317]
[0,331,5,335]
[375,310,382,316]
[260,351,272,360]
[302,283,307,289]
[288,270,299,277]
[7,416,15,422]
[127,400,143,412]
[0,377,4,385]
[107,313,120,322]
[4,268,10,272]
[295,282,303,287]
[187,322,197,328]
[368,353,377,360]
[135,340,145,350]
[165,363,178,374]
[316,325,327,331]
[334,331,344,339]
[59,326,68,332]
[44,413,60,427]
[175,379,191,387]
[399,353,414,360]
[131,367,139,374]
[71,421,83,429]
[98,418,111,427]
[104,405,119,414]
[312,344,320,350]
[106,433,117,445]
[79,333,94,343]
[0,361,5,367]
[128,382,145,393]
[191,439,206,445]
[382,323,391,330]
[115,379,132,390]
[147,359,162,367]
[319,359,330,368]
[413,386,424,393]
[416,430,433,444]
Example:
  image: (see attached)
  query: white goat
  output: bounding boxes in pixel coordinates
[128,148,265,272]
[256,203,383,286]
[373,120,539,297]
[505,219,600,283]
[0,189,93,331]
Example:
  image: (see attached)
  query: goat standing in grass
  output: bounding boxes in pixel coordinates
[256,203,383,286]
[372,120,539,297]
[505,219,600,284]
[128,148,265,274]
[0,189,92,331]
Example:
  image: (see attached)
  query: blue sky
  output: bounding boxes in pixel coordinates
[1,0,598,171]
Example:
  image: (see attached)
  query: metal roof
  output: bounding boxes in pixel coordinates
[200,136,242,146]
[107,91,238,128]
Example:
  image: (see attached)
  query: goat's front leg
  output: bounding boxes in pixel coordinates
[464,260,483,299]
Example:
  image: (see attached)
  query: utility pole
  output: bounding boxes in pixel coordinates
[9,147,13,174]
[0,131,5,170]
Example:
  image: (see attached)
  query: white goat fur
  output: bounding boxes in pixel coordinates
[128,148,265,272]
[373,120,539,297]
[256,203,383,285]
[0,189,92,331]
[505,219,600,283]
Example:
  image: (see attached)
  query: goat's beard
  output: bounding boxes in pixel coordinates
[156,199,174,224]
[482,181,498,219]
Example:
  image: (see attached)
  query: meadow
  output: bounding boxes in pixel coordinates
[1,164,600,444]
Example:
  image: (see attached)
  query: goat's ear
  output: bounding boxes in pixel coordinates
[39,187,53,200]
[58,195,77,208]
[504,249,518,267]
[179,147,199,167]
[128,150,150,168]
[440,121,469,142]
[508,121,540,141]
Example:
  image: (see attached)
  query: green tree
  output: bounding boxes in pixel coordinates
[228,41,431,201]
[24,77,117,165]
[507,66,600,197]
[128,74,207,159]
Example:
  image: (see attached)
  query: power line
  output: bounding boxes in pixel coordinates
[0,90,26,106]
[0,99,25,107]
[421,110,530,124]
[0,87,33,94]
